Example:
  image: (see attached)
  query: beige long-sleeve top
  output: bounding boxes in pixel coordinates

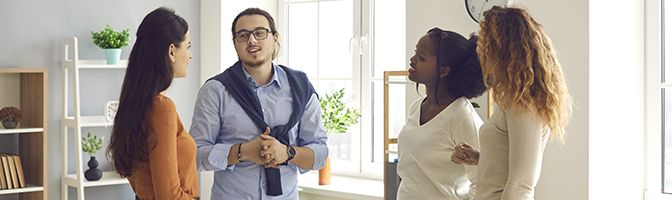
[474,108,549,200]
[397,97,482,200]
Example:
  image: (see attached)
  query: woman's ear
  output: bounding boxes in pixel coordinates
[168,43,176,63]
[439,66,450,78]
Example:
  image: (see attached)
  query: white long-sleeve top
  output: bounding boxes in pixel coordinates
[474,108,549,200]
[397,97,483,200]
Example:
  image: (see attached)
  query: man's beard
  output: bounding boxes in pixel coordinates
[243,59,266,68]
[242,53,272,68]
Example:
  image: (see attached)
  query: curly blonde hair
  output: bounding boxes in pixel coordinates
[477,6,572,139]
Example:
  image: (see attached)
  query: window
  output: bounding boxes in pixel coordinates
[649,0,672,198]
[277,0,406,177]
[664,0,672,193]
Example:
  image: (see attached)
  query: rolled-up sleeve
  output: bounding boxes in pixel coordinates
[296,94,328,172]
[190,81,236,171]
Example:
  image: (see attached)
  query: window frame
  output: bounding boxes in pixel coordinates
[646,0,672,199]
[277,0,406,179]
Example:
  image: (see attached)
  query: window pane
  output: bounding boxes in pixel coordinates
[372,0,406,78]
[287,3,318,77]
[372,79,407,163]
[318,0,354,79]
[317,79,356,161]
[666,0,672,82]
[665,88,672,193]
[664,0,672,193]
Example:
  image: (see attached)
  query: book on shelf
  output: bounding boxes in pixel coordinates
[0,154,26,189]
[5,154,18,189]
[12,155,25,188]
[1,155,12,189]
[0,157,5,189]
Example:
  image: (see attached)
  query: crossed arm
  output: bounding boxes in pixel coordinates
[190,82,327,172]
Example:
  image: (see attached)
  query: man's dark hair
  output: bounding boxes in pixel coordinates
[231,8,278,39]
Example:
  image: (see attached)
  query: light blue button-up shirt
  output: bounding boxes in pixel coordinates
[190,64,328,200]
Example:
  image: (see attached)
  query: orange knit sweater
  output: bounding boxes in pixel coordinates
[127,95,199,200]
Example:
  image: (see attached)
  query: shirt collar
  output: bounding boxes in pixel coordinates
[242,63,282,88]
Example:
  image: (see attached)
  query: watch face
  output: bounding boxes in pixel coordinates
[465,0,513,23]
[288,145,296,159]
[105,101,119,122]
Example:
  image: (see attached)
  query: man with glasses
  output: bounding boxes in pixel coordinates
[190,7,328,199]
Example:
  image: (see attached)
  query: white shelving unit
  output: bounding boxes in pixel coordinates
[61,36,128,200]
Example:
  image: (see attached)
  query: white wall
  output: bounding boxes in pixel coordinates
[406,0,589,199]
[589,0,645,199]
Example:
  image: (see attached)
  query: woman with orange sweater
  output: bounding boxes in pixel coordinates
[107,7,197,200]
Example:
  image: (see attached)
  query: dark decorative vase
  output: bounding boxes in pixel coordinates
[2,119,17,129]
[85,156,102,181]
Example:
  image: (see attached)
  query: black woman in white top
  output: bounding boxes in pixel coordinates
[397,27,487,200]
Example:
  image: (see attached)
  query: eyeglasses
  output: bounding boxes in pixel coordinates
[234,28,271,42]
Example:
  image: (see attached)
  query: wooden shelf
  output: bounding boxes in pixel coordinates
[0,68,47,74]
[0,128,43,135]
[0,184,44,195]
[63,171,128,188]
[0,68,48,200]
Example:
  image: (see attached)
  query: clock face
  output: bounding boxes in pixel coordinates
[465,0,513,23]
[105,101,119,122]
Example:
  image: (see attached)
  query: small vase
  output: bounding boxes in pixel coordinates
[104,48,122,64]
[2,119,18,129]
[319,157,331,185]
[85,156,102,181]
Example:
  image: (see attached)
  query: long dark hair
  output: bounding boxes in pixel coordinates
[108,7,188,177]
[425,28,486,102]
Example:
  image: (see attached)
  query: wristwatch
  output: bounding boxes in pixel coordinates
[237,143,244,162]
[286,145,296,161]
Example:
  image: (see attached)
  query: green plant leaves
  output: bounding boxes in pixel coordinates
[91,25,130,49]
[319,88,361,135]
[82,132,104,156]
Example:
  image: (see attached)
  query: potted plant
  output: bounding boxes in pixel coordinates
[91,25,130,64]
[319,88,361,185]
[0,106,21,129]
[82,132,104,181]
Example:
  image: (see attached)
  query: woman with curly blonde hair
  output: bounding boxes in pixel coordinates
[451,6,572,200]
